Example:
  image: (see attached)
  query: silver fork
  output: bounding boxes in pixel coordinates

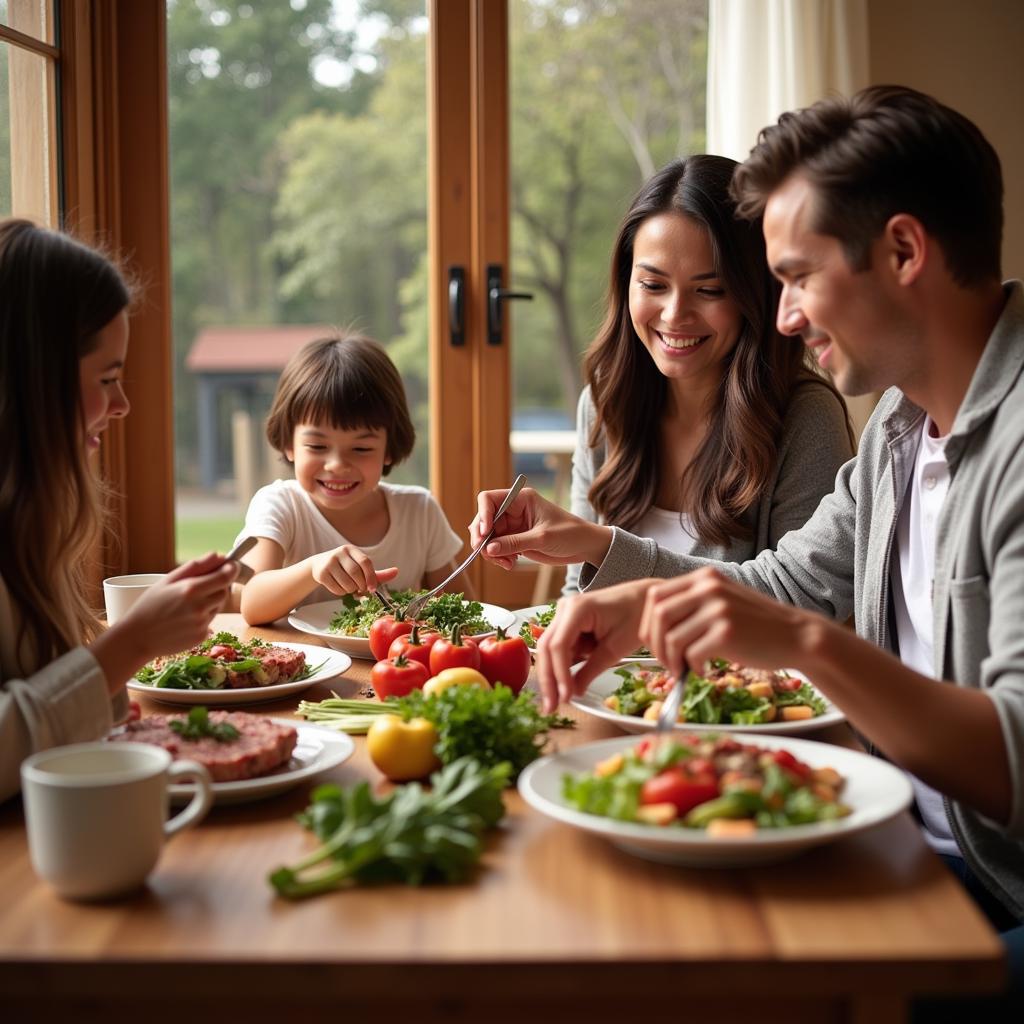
[399,474,527,621]
[373,582,400,615]
[655,674,685,735]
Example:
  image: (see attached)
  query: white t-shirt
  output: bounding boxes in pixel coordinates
[631,506,699,557]
[236,480,464,606]
[890,416,959,856]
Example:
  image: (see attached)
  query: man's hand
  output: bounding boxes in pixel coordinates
[534,579,659,712]
[639,567,812,673]
[469,486,613,571]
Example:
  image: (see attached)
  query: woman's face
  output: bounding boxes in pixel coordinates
[628,212,743,394]
[79,309,130,453]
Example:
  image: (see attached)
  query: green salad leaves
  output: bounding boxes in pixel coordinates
[328,590,491,637]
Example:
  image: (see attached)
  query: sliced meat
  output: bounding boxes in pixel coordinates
[109,711,298,781]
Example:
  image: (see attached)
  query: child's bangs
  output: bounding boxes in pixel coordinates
[290,365,392,436]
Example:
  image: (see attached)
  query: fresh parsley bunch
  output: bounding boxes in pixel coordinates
[269,757,510,898]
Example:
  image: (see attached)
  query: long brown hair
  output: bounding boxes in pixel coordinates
[584,155,847,545]
[0,220,132,669]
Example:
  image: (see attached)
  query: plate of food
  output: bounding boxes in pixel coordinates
[518,731,912,866]
[108,708,355,805]
[571,660,845,735]
[289,591,516,659]
[513,604,657,664]
[127,632,351,705]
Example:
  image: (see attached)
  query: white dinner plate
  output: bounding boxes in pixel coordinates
[127,643,352,706]
[571,662,846,735]
[512,605,658,665]
[518,732,912,867]
[289,599,516,660]
[166,720,355,806]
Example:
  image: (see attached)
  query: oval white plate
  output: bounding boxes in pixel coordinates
[127,643,352,706]
[512,605,657,664]
[289,599,516,660]
[518,732,912,867]
[167,720,355,805]
[571,662,845,735]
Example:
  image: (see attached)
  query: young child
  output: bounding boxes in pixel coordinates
[0,219,237,803]
[236,335,467,624]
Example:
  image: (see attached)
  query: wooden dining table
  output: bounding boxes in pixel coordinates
[0,613,1006,1023]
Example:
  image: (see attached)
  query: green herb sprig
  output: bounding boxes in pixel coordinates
[168,706,240,742]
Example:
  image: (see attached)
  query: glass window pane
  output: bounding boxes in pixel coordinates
[0,39,57,224]
[167,1,428,562]
[0,0,55,46]
[508,0,707,500]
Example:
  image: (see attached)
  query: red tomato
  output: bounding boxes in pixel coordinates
[388,624,440,672]
[370,652,430,701]
[369,614,414,662]
[640,768,720,816]
[429,624,481,675]
[774,676,803,692]
[771,748,811,780]
[529,622,546,641]
[207,644,238,661]
[477,627,532,694]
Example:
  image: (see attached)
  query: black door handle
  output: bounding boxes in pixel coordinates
[448,266,465,346]
[486,263,533,345]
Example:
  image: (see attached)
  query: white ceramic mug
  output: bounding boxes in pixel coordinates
[21,742,212,901]
[102,573,166,624]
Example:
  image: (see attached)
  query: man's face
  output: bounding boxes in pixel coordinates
[763,174,909,397]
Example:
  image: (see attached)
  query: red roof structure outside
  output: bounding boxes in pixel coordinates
[185,325,334,373]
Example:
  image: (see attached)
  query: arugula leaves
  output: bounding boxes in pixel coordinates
[269,757,510,898]
[327,590,490,637]
[168,706,240,742]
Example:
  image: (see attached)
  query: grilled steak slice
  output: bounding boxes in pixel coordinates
[110,711,298,781]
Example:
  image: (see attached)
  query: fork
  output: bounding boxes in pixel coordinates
[399,474,527,622]
[374,582,400,615]
[655,674,685,735]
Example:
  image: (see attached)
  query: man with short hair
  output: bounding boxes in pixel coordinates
[478,86,1024,988]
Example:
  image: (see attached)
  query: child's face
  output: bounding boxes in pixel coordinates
[79,309,130,453]
[287,421,390,512]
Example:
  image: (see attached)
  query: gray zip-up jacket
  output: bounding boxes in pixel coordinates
[580,281,1024,918]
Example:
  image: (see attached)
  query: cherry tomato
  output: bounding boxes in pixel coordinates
[388,624,440,672]
[207,644,238,661]
[369,614,414,662]
[774,676,803,692]
[429,624,481,675]
[477,626,532,694]
[370,652,430,701]
[640,768,720,816]
[771,748,811,780]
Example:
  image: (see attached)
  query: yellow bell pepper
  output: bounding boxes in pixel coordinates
[366,715,442,782]
[422,667,491,698]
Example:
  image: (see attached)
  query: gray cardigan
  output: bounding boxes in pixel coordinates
[582,282,1024,919]
[564,378,855,592]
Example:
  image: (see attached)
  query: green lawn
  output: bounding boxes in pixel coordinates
[176,517,245,562]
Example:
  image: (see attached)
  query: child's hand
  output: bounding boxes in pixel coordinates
[309,545,399,596]
[118,553,238,658]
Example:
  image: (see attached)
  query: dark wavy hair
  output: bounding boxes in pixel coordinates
[731,85,1002,286]
[584,155,848,545]
[265,334,415,474]
[0,219,132,668]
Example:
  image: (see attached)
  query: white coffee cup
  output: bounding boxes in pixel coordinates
[21,742,213,901]
[102,573,166,624]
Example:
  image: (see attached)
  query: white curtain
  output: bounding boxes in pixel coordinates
[707,0,870,162]
[706,0,876,438]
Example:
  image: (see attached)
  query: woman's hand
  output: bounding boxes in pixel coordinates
[91,553,239,688]
[534,579,658,712]
[469,486,613,570]
[308,545,399,596]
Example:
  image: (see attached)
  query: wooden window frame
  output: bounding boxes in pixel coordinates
[54,1,530,603]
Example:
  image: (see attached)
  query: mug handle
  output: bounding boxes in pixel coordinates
[165,759,213,838]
